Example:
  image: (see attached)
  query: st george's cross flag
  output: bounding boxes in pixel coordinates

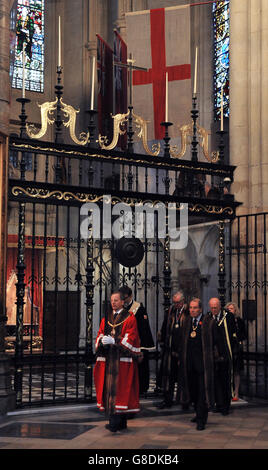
[126,6,192,142]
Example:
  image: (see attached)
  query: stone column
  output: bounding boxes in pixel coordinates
[230,0,268,214]
[0,0,11,135]
[229,0,250,214]
[0,1,16,414]
[115,0,148,39]
[230,0,268,354]
[261,0,268,213]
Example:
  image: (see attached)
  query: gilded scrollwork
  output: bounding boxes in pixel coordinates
[98,112,129,150]
[170,123,192,159]
[189,203,234,216]
[98,111,161,156]
[26,98,90,145]
[26,99,57,139]
[170,123,219,162]
[132,113,161,157]
[60,99,90,145]
[11,186,234,219]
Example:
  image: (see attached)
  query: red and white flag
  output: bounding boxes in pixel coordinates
[126,6,191,141]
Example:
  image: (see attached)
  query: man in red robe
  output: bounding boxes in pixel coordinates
[93,291,141,432]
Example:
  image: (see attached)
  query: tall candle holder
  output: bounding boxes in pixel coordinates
[127,105,134,154]
[190,94,200,196]
[16,97,31,139]
[216,129,227,196]
[160,121,173,158]
[191,94,199,163]
[86,109,98,147]
[54,66,64,183]
[55,66,64,144]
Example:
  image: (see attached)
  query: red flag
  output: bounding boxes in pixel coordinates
[97,34,113,142]
[113,30,128,149]
[126,6,191,141]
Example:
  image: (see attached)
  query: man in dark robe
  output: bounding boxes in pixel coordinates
[208,297,238,415]
[94,291,141,432]
[119,286,155,395]
[156,290,188,409]
[179,298,218,430]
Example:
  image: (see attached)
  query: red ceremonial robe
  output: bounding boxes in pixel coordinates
[94,309,141,415]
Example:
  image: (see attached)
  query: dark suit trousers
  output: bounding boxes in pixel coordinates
[164,356,179,404]
[187,355,208,424]
[215,361,231,413]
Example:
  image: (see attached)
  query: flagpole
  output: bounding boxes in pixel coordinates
[190,0,225,6]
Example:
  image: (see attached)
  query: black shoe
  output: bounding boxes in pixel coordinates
[221,409,229,416]
[196,421,205,431]
[212,407,220,413]
[105,424,117,433]
[191,416,207,424]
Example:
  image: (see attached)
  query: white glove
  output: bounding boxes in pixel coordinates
[102,335,115,345]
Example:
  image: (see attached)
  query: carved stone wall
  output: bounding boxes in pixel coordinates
[0,0,11,136]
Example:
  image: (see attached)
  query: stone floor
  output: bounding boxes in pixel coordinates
[0,397,267,454]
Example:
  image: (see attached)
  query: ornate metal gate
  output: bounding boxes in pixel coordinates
[227,213,268,399]
[5,90,240,407]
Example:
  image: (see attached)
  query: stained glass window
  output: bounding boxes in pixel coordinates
[11,0,45,93]
[213,1,230,119]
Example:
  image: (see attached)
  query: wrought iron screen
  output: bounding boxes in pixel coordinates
[227,213,268,399]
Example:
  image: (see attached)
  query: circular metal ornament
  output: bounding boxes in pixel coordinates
[115,237,144,267]
[190,330,197,338]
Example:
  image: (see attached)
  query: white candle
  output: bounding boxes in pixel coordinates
[128,53,134,106]
[22,43,25,98]
[58,16,61,67]
[220,86,224,131]
[90,55,96,110]
[193,46,198,95]
[165,72,168,122]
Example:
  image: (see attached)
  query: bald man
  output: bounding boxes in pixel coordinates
[208,297,238,415]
